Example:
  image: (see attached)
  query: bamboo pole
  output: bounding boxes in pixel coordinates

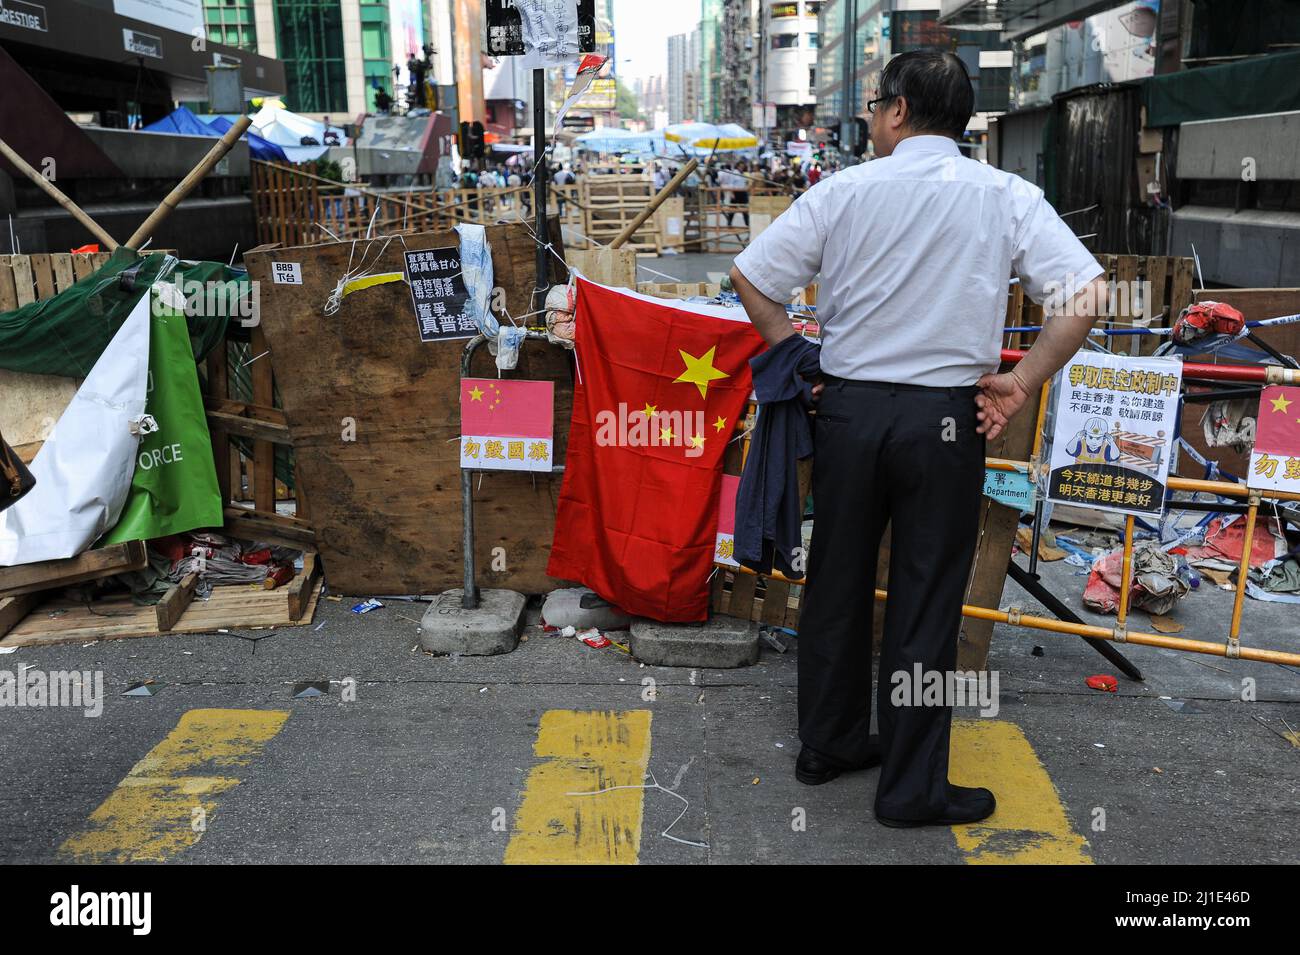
[0,137,119,250]
[1228,498,1259,644]
[610,158,698,249]
[1117,514,1135,628]
[126,115,253,249]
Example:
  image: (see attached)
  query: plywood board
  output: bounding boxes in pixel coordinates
[245,222,572,596]
[0,369,78,447]
[566,247,636,289]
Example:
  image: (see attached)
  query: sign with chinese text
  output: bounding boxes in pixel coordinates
[1043,352,1182,517]
[404,248,476,342]
[485,0,596,58]
[1248,385,1300,494]
[983,466,1035,514]
[460,378,554,472]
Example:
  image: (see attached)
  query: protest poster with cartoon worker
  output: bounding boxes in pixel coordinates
[1042,352,1182,517]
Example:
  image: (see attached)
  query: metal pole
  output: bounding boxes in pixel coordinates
[533,68,550,313]
[839,0,856,162]
[1006,560,1143,681]
[459,330,563,611]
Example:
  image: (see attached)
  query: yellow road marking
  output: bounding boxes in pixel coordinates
[949,719,1092,864]
[60,708,289,863]
[505,709,652,865]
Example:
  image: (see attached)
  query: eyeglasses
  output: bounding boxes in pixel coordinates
[865,95,895,115]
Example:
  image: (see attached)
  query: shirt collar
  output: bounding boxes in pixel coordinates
[891,135,961,158]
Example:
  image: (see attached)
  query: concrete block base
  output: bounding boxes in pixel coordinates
[629,615,760,669]
[419,589,526,656]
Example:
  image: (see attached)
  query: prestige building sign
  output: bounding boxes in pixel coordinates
[0,0,48,31]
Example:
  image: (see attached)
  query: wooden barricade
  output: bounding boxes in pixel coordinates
[1003,253,1196,354]
[252,160,586,246]
[696,185,748,253]
[582,172,663,253]
[0,250,319,644]
[1,251,118,461]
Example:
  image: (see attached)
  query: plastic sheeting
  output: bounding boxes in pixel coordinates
[206,114,289,162]
[0,295,151,565]
[143,106,219,137]
[1045,83,1163,254]
[248,104,347,163]
[0,249,238,377]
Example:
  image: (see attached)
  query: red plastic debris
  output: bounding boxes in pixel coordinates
[1085,674,1118,692]
[1172,301,1245,346]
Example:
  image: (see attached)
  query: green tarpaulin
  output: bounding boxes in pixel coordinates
[100,293,224,545]
[1143,50,1300,128]
[0,249,242,376]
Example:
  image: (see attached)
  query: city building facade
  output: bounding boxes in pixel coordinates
[667,29,702,123]
[201,0,455,118]
[817,1,1010,160]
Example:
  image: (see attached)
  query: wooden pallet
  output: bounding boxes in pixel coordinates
[0,541,148,598]
[0,564,323,649]
[582,175,662,252]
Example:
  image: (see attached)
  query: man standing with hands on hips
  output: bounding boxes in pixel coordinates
[730,51,1108,828]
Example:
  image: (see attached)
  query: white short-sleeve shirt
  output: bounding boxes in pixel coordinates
[733,135,1104,387]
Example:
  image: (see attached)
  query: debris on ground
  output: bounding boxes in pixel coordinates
[1083,541,1194,614]
[1085,674,1118,692]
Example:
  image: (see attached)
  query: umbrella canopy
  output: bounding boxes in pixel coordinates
[574,127,662,155]
[662,122,759,154]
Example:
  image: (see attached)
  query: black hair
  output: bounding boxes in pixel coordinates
[878,50,974,139]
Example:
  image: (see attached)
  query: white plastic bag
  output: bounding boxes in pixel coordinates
[0,295,150,565]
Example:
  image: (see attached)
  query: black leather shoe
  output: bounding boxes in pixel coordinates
[876,784,996,828]
[795,738,882,785]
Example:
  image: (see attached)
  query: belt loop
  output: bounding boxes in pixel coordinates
[889,383,896,397]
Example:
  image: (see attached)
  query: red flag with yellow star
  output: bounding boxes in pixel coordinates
[1249,385,1300,492]
[547,278,765,622]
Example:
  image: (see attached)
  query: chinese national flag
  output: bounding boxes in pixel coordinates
[547,278,765,622]
[1255,386,1300,454]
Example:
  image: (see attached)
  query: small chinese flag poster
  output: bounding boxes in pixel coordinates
[1248,385,1300,493]
[460,378,554,473]
[714,474,740,569]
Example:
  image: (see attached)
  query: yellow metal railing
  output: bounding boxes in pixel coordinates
[719,375,1300,668]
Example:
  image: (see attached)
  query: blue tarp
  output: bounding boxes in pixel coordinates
[143,106,218,137]
[207,115,288,162]
[143,107,288,162]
